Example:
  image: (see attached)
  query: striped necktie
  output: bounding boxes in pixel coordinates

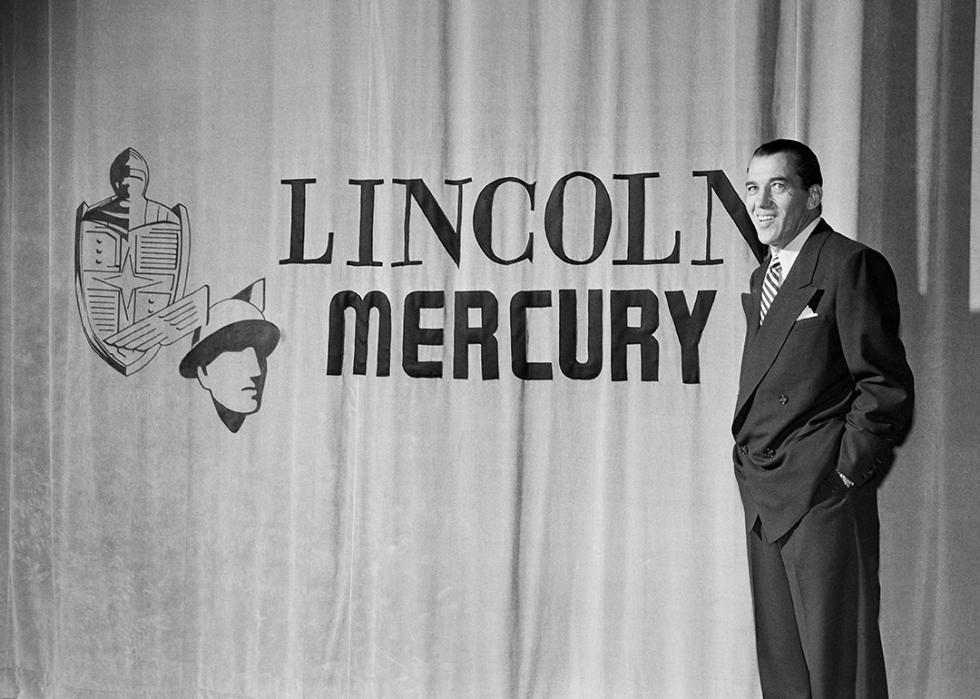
[759,256,782,325]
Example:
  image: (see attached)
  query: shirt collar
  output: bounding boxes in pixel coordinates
[770,217,821,278]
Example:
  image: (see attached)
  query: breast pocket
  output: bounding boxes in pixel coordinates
[790,314,831,332]
[784,313,840,367]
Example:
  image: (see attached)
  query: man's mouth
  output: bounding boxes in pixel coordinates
[756,213,777,225]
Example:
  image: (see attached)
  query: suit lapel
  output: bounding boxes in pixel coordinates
[741,292,758,343]
[734,223,832,422]
[741,255,765,344]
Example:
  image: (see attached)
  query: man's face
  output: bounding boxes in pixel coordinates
[744,152,821,249]
[197,346,267,414]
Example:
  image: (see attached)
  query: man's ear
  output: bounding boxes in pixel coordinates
[807,184,823,210]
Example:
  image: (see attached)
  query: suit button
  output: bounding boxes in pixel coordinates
[763,448,775,458]
[739,445,748,455]
[779,394,788,404]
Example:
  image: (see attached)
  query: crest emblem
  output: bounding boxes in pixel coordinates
[75,148,195,374]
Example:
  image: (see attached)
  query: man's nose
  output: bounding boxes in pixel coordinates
[243,347,261,377]
[757,188,773,206]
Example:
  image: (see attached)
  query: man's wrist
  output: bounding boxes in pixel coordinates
[836,469,855,488]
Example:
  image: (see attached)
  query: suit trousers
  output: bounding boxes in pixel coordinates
[746,475,888,699]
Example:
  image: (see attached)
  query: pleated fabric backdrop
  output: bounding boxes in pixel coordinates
[2,1,978,697]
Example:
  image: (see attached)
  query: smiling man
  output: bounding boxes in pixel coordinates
[731,139,914,698]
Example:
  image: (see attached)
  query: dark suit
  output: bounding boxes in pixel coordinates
[732,220,914,699]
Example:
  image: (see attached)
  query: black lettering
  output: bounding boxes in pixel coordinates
[454,291,499,380]
[692,170,763,264]
[403,290,445,378]
[392,178,472,268]
[558,289,602,379]
[473,177,535,265]
[279,178,333,265]
[326,290,391,375]
[665,289,716,384]
[510,290,553,380]
[610,289,659,381]
[611,172,680,265]
[347,179,384,267]
[544,171,612,265]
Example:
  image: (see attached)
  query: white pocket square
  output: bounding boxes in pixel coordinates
[796,307,819,321]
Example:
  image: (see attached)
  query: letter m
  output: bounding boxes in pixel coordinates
[327,290,392,376]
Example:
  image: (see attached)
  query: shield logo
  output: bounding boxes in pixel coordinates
[75,148,192,375]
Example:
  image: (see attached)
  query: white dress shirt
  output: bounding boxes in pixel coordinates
[769,217,821,279]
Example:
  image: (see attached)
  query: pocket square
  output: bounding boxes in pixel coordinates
[796,307,819,321]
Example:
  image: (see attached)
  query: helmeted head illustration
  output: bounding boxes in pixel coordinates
[83,147,178,233]
[110,147,150,199]
[179,279,280,433]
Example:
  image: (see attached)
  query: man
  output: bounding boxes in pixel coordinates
[732,139,914,698]
[180,281,281,433]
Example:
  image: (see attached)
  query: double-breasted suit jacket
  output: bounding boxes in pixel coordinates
[732,220,914,542]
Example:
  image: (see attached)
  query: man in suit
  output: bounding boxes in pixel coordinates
[732,139,914,699]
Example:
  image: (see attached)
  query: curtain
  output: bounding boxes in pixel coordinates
[1,1,977,697]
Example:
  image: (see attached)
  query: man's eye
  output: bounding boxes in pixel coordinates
[746,185,757,194]
[772,183,785,191]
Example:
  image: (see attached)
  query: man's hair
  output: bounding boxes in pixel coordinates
[752,139,823,189]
